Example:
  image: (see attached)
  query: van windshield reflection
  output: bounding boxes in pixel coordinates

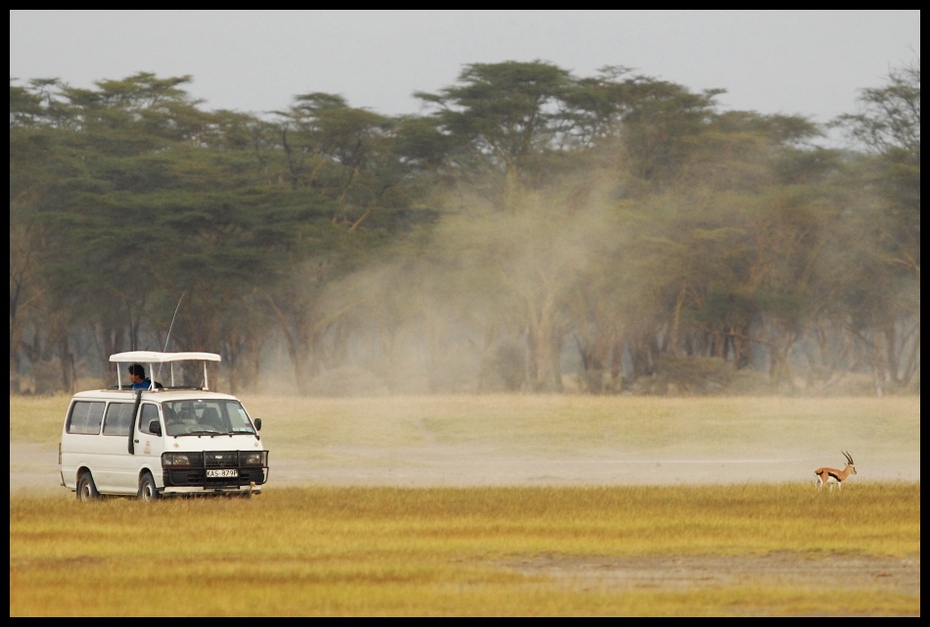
[162,400,256,437]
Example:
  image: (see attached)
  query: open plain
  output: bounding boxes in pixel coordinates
[9,394,921,615]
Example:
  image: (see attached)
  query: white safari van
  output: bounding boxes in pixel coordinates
[60,351,269,501]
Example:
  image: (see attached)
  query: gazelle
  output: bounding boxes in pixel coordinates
[814,451,857,490]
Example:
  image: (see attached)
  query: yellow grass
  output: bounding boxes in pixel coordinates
[9,484,920,616]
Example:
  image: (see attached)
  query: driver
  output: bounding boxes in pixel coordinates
[179,402,198,424]
[165,403,198,434]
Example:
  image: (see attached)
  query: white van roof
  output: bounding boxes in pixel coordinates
[109,351,221,363]
[71,388,238,402]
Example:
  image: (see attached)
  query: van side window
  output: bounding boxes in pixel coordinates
[138,403,160,435]
[67,401,105,435]
[102,403,134,436]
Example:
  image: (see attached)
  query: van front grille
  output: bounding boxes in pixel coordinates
[163,449,268,489]
[204,451,239,468]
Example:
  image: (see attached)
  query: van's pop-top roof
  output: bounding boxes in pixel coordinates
[109,351,221,391]
[109,351,221,364]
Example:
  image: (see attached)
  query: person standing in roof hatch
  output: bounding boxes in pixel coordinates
[128,363,162,390]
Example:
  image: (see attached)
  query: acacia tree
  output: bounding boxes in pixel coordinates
[271,93,408,225]
[9,78,114,390]
[10,81,57,389]
[414,63,726,391]
[832,59,920,393]
[9,74,332,390]
[415,61,579,210]
[259,93,438,386]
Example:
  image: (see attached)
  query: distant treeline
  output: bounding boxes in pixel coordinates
[10,60,920,395]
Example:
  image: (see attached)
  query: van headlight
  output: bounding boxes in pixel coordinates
[162,452,203,468]
[241,451,267,467]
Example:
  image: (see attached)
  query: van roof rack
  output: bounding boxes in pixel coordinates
[109,351,221,364]
[109,351,221,391]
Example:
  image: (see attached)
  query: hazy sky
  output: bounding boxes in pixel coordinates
[10,10,920,128]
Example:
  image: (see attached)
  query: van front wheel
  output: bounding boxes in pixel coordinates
[138,472,160,501]
[77,471,99,502]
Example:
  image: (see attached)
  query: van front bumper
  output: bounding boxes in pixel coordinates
[161,450,269,490]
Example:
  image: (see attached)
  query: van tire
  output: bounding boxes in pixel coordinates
[138,472,160,501]
[77,471,99,502]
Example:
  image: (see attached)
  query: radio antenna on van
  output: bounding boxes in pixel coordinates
[163,291,185,353]
[155,292,186,383]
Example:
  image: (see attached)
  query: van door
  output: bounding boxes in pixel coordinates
[95,401,137,493]
[133,402,165,490]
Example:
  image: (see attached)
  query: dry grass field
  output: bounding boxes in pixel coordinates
[9,394,921,615]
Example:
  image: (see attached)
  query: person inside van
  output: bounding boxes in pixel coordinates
[178,402,198,424]
[128,364,163,390]
[164,402,199,435]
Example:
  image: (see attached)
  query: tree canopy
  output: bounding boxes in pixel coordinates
[10,59,920,396]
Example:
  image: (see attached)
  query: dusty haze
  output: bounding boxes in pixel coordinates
[11,437,919,496]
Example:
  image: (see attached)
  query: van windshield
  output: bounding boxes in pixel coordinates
[162,400,257,437]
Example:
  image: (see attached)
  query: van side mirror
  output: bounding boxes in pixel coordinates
[149,420,162,436]
[253,418,262,432]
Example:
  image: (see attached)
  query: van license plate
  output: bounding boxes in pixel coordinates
[206,469,238,478]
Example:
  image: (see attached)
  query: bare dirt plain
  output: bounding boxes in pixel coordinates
[11,441,921,493]
[502,553,921,600]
